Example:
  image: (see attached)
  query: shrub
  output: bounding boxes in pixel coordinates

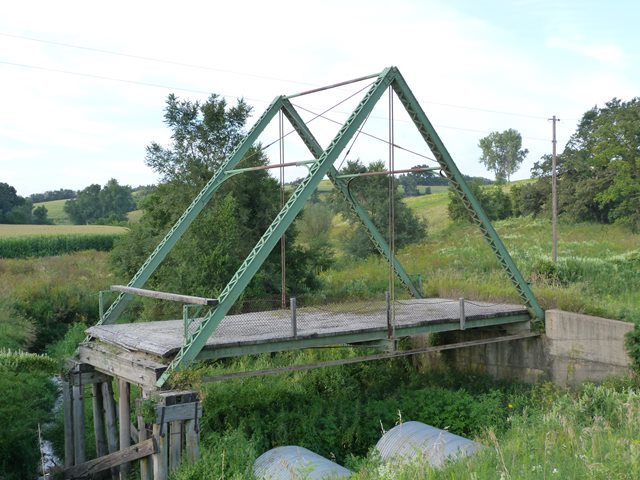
[0,352,57,480]
[448,182,512,223]
[198,355,522,464]
[625,322,640,372]
[12,281,98,352]
[0,301,35,350]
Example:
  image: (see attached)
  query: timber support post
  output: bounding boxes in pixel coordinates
[71,369,86,466]
[118,379,131,479]
[91,383,109,480]
[136,396,153,480]
[64,358,203,479]
[62,379,74,468]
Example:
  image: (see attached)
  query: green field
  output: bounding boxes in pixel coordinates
[35,196,143,225]
[404,189,450,231]
[0,224,128,237]
[34,199,71,224]
[127,209,143,222]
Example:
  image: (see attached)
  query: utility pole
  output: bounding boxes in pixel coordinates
[549,115,560,263]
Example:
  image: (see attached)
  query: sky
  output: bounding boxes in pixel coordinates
[0,0,638,196]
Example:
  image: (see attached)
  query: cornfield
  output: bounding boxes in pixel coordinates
[0,234,123,258]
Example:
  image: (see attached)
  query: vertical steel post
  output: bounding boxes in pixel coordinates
[182,305,189,342]
[386,291,392,338]
[459,298,466,330]
[290,297,297,338]
[99,291,105,321]
[280,98,422,299]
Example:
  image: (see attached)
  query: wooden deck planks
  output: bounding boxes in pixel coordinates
[87,298,527,358]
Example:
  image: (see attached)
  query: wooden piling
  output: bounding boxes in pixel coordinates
[184,418,200,464]
[62,380,74,468]
[118,379,131,479]
[91,383,109,479]
[152,422,168,480]
[137,397,152,480]
[92,383,109,457]
[102,381,119,480]
[72,383,86,465]
[169,421,182,471]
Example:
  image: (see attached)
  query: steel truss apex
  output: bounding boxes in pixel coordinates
[90,66,542,388]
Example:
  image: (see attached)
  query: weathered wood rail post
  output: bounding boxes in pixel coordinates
[149,391,201,480]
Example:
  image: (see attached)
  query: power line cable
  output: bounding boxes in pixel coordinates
[0,31,579,121]
[0,57,571,148]
[292,103,438,163]
[0,59,264,102]
[0,31,318,88]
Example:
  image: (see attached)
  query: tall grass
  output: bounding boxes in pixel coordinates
[351,381,640,479]
[0,251,116,350]
[318,213,640,323]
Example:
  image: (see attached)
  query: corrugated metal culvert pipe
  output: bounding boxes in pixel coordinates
[375,421,483,467]
[253,446,352,479]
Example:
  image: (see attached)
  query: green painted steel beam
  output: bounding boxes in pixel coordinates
[156,67,397,387]
[280,98,423,298]
[194,312,531,361]
[334,167,440,180]
[96,96,286,326]
[224,160,316,177]
[389,72,545,321]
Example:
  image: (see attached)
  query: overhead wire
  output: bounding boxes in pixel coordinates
[0,30,579,122]
[239,81,376,171]
[0,31,319,88]
[337,110,372,172]
[291,103,439,164]
[0,58,576,147]
[0,59,254,100]
[262,82,375,151]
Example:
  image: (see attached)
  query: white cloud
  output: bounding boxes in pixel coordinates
[546,36,625,67]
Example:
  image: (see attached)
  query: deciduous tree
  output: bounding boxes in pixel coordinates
[111,94,326,318]
[478,129,528,183]
[529,97,640,231]
[64,179,135,224]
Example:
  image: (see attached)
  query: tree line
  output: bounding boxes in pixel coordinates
[0,180,137,226]
[0,182,50,224]
[449,97,640,232]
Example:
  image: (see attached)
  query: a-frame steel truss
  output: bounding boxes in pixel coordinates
[94,67,544,388]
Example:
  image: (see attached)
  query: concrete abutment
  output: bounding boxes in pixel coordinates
[426,309,635,386]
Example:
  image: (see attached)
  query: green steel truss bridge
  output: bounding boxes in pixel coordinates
[79,67,544,391]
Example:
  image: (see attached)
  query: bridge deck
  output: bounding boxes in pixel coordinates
[86,298,529,361]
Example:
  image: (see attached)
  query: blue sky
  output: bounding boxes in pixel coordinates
[0,0,637,195]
